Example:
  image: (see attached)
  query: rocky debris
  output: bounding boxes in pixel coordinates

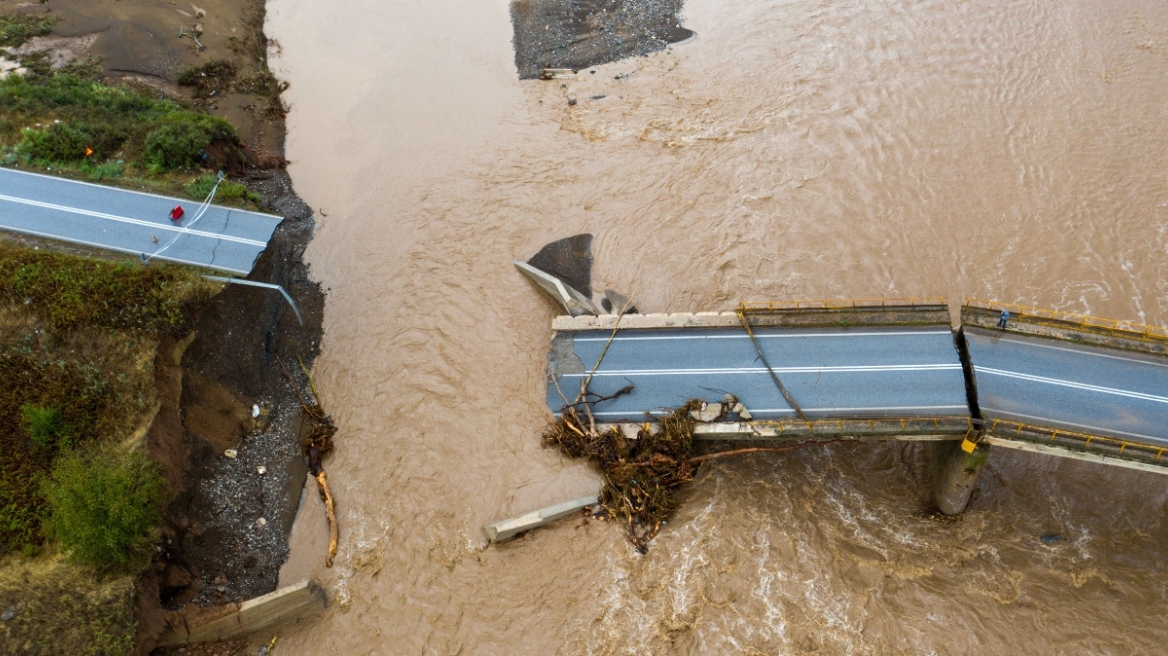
[223,449,238,459]
[511,0,695,80]
[1,607,16,621]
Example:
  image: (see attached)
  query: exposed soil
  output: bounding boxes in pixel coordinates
[510,0,694,79]
[1,0,284,157]
[135,170,324,654]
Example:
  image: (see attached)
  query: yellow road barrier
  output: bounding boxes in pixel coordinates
[740,297,947,313]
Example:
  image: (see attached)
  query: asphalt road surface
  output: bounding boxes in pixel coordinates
[547,325,970,422]
[0,167,282,274]
[966,327,1168,446]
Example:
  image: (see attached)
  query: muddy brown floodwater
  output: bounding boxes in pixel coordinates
[265,0,1168,653]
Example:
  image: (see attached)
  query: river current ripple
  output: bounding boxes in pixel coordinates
[267,0,1168,652]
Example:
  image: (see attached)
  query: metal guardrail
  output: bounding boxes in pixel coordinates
[986,418,1167,463]
[966,298,1168,341]
[740,297,948,313]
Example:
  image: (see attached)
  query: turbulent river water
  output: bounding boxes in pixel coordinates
[265,0,1168,652]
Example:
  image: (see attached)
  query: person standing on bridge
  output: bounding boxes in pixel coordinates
[998,310,1010,329]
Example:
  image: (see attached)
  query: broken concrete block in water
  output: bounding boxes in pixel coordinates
[483,495,599,543]
[515,260,601,316]
[527,233,594,298]
[541,68,575,79]
[516,234,601,316]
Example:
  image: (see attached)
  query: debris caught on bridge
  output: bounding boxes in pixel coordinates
[545,397,840,553]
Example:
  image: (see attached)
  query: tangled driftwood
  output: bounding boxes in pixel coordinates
[276,353,339,567]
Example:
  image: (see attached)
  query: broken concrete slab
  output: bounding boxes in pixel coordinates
[526,233,594,299]
[483,495,599,543]
[515,259,601,316]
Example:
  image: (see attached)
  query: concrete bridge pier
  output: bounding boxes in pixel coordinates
[931,429,989,515]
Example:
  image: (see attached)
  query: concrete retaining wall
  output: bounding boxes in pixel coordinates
[158,579,326,646]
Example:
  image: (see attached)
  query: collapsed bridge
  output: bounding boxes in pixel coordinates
[545,297,1168,516]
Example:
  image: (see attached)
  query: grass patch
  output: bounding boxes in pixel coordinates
[0,241,220,333]
[0,13,56,48]
[40,447,165,571]
[0,553,136,655]
[185,173,260,203]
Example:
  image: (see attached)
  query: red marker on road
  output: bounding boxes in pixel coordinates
[169,205,184,221]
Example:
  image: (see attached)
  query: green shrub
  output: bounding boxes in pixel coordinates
[143,112,237,171]
[21,404,72,450]
[143,123,209,171]
[0,13,56,47]
[18,123,89,161]
[17,122,127,162]
[40,448,166,571]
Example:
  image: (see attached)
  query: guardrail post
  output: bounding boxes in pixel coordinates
[931,427,989,515]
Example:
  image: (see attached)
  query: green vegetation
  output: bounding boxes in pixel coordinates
[0,242,219,553]
[0,13,56,47]
[0,241,220,332]
[0,554,137,655]
[0,72,239,172]
[40,448,165,571]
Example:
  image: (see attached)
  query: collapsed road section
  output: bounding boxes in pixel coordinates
[498,237,1168,546]
[0,167,281,274]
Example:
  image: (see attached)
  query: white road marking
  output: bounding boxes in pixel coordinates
[0,223,249,273]
[971,333,1168,369]
[0,167,281,220]
[976,367,1168,404]
[0,193,268,246]
[561,364,962,377]
[981,408,1167,443]
[574,330,953,342]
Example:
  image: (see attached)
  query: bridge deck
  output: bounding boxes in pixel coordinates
[966,326,1168,447]
[548,324,970,423]
[0,167,282,274]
